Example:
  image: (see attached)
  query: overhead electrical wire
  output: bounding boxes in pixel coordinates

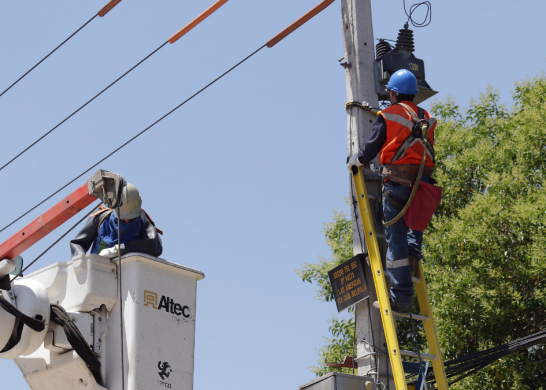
[0,0,123,99]
[0,15,97,98]
[0,41,169,172]
[0,45,266,235]
[0,0,335,235]
[0,0,229,174]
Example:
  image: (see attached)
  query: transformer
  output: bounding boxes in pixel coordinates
[374,25,438,104]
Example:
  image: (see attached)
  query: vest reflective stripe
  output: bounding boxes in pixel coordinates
[382,112,414,133]
[405,138,434,161]
[379,102,436,167]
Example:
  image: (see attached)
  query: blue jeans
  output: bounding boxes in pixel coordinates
[382,181,424,307]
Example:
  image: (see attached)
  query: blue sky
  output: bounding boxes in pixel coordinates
[0,0,545,389]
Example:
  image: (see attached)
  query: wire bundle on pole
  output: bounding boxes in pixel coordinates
[406,329,546,386]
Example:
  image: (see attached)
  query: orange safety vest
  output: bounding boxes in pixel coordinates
[379,101,437,167]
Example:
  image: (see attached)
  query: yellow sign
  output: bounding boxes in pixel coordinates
[328,254,369,312]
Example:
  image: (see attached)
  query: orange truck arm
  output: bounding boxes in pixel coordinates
[0,170,123,261]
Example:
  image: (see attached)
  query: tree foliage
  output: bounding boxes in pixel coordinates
[309,315,358,377]
[298,74,546,388]
[297,209,353,303]
[425,75,546,388]
[296,208,357,376]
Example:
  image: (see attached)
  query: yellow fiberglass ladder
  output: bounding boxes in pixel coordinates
[350,165,449,390]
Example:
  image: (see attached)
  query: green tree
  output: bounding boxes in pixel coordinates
[298,74,546,388]
[425,75,546,388]
[296,208,357,376]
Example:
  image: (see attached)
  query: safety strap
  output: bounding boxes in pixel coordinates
[382,184,405,210]
[97,209,114,231]
[90,205,109,217]
[390,103,435,165]
[142,208,163,235]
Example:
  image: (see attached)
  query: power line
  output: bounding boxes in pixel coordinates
[405,329,546,386]
[0,0,124,98]
[0,44,267,235]
[0,0,233,174]
[0,0,334,234]
[0,41,169,173]
[0,15,98,98]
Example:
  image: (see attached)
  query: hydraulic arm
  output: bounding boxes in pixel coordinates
[0,169,123,266]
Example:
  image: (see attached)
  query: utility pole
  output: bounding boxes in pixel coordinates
[341,1,394,388]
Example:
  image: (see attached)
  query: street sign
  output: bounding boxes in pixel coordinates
[328,254,369,313]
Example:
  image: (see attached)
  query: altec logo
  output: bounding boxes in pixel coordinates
[144,290,190,318]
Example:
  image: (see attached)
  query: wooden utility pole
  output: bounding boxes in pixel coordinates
[341,0,394,387]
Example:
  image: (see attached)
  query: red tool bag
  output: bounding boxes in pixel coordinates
[404,180,442,232]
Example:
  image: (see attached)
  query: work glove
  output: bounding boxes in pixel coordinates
[347,154,364,171]
[99,245,120,258]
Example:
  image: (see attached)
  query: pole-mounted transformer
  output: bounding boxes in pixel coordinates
[374,24,437,104]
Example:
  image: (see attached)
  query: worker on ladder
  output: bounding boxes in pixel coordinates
[70,182,163,259]
[347,69,437,314]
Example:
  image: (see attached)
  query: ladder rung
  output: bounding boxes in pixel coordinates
[371,301,429,322]
[368,194,381,202]
[400,350,437,361]
[412,276,420,283]
[393,311,429,322]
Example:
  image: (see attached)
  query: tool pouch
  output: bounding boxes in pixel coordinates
[404,180,442,231]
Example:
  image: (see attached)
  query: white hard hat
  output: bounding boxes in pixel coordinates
[114,182,142,220]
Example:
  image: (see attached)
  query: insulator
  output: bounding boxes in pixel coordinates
[375,40,392,59]
[395,28,415,52]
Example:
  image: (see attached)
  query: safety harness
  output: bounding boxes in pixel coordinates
[381,102,432,226]
[390,105,435,165]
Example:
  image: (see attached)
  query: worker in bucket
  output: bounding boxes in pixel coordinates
[70,182,163,259]
[347,69,441,314]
